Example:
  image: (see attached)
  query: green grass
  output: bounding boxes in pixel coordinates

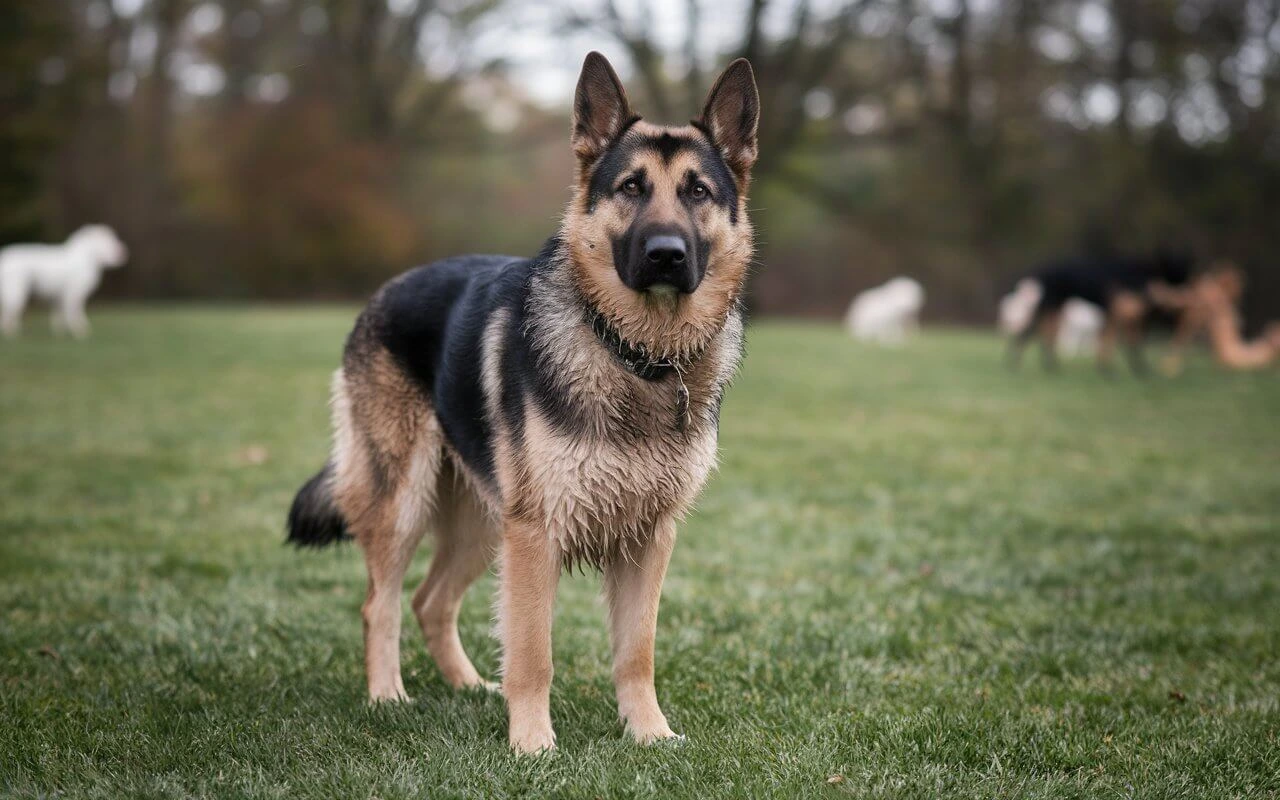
[2,307,1279,799]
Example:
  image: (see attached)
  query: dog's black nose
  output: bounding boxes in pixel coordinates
[645,235,686,267]
[619,230,701,294]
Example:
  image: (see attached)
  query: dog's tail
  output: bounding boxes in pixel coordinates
[286,462,351,548]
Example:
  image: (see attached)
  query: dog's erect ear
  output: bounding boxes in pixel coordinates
[572,52,634,164]
[698,58,759,182]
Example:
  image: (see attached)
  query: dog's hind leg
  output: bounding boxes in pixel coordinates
[1096,317,1119,376]
[355,440,440,703]
[1037,308,1063,372]
[333,360,442,703]
[1006,304,1046,370]
[1110,291,1148,377]
[61,295,91,339]
[411,460,499,690]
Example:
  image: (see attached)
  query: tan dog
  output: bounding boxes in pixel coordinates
[1160,263,1280,373]
[287,53,759,754]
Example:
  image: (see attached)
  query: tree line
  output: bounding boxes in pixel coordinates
[3,0,1279,325]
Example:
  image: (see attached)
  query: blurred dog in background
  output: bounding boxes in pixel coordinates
[1156,262,1280,373]
[845,276,925,345]
[1000,279,1104,359]
[0,224,128,339]
[1004,252,1190,374]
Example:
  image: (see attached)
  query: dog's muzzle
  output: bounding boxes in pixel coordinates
[618,228,702,295]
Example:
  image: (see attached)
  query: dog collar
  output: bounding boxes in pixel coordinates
[586,309,693,431]
[587,310,678,381]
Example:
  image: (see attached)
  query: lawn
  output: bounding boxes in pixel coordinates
[2,307,1278,799]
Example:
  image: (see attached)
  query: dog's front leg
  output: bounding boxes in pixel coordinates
[498,517,560,754]
[604,518,680,744]
[62,298,90,339]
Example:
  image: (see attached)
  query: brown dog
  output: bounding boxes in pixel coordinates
[1160,263,1280,373]
[287,52,759,754]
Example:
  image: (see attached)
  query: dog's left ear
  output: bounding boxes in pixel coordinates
[572,52,635,164]
[698,58,759,183]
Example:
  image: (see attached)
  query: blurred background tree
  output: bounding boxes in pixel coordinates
[3,0,1279,326]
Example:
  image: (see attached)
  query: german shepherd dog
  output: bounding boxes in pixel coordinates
[286,53,758,754]
[1006,252,1191,375]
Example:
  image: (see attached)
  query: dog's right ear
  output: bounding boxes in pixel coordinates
[572,52,634,164]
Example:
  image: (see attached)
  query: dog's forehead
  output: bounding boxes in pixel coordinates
[621,121,714,169]
[584,119,740,213]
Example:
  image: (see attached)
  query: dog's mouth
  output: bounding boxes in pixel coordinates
[641,283,683,309]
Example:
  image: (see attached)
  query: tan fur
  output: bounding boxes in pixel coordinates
[564,122,753,361]
[496,516,561,753]
[1180,265,1280,371]
[1157,264,1280,373]
[409,459,499,690]
[330,354,439,702]
[320,54,757,754]
[605,516,678,742]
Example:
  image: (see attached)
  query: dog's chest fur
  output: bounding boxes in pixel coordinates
[480,270,743,565]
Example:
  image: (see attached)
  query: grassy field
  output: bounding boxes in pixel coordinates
[1,307,1278,799]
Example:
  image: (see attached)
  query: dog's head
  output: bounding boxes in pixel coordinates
[69,224,128,269]
[562,52,758,356]
[1207,260,1246,302]
[884,277,924,311]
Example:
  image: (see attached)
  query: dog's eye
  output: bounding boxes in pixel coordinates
[620,178,642,197]
[689,182,710,201]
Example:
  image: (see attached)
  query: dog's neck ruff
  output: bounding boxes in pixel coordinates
[586,307,695,431]
[586,307,690,381]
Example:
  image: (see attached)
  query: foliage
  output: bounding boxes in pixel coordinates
[3,1,1280,321]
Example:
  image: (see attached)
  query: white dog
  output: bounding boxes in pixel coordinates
[1057,299,1104,358]
[0,225,127,338]
[845,276,925,345]
[998,279,1103,357]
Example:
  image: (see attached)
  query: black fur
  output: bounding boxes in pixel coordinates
[1022,253,1188,311]
[1008,251,1192,374]
[286,463,351,547]
[363,253,533,486]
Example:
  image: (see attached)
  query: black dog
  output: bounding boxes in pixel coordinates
[1006,252,1191,375]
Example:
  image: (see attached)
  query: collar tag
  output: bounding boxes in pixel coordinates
[673,366,690,432]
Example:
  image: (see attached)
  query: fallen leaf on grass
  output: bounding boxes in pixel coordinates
[239,445,269,465]
[37,645,60,661]
[1168,690,1187,703]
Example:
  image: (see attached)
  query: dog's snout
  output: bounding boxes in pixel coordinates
[645,236,686,266]
[621,231,700,295]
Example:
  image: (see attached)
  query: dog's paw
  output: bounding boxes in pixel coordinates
[457,678,500,694]
[508,723,557,756]
[634,728,685,747]
[367,686,411,705]
[625,718,683,746]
